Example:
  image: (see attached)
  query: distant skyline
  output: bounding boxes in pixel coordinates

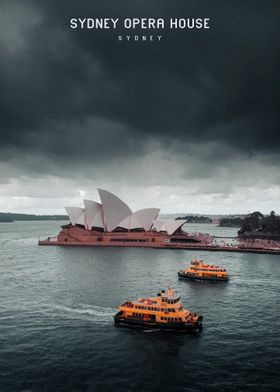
[0,1,279,215]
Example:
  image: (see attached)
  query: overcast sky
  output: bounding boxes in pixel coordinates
[0,0,279,215]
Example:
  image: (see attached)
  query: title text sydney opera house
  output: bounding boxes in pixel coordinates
[39,189,211,248]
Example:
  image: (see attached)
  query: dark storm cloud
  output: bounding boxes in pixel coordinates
[0,0,279,177]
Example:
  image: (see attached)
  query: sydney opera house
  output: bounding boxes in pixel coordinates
[39,189,211,248]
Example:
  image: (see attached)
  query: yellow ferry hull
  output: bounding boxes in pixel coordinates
[114,312,203,332]
[178,271,229,282]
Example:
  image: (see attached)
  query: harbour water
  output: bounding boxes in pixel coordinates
[1,222,280,391]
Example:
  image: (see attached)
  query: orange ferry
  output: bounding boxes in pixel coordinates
[114,287,203,332]
[178,259,229,282]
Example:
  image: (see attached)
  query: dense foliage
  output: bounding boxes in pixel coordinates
[238,211,280,239]
[175,215,212,223]
[219,217,244,227]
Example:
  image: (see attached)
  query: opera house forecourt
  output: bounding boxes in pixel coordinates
[39,189,280,254]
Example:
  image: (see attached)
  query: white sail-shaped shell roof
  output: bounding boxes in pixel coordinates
[118,214,141,230]
[118,208,160,231]
[152,219,165,232]
[152,219,187,235]
[65,189,183,233]
[76,210,86,226]
[133,208,160,231]
[83,199,104,229]
[97,188,132,232]
[65,207,85,226]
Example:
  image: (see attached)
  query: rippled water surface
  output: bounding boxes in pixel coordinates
[1,222,280,392]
